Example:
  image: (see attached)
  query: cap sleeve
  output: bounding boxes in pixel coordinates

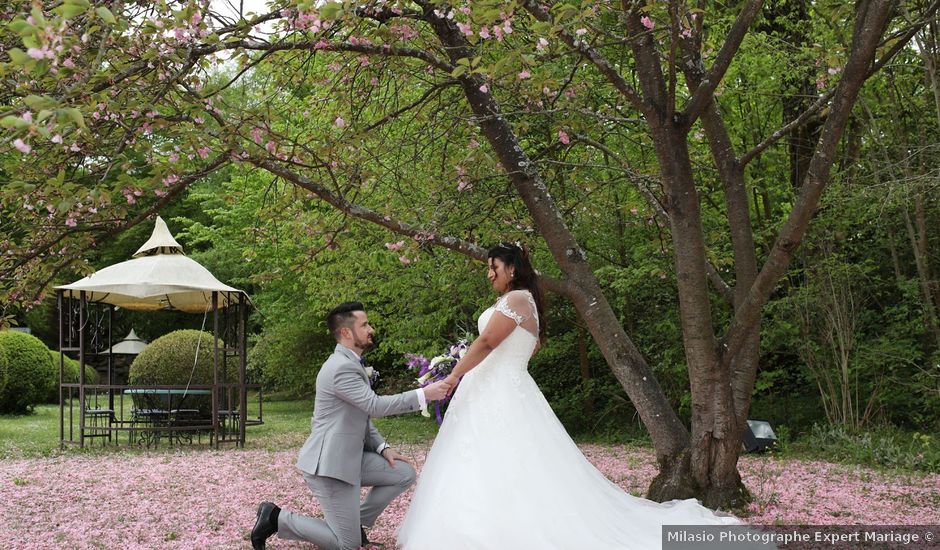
[494,290,538,330]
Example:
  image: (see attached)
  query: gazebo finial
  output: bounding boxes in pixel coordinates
[133,216,184,257]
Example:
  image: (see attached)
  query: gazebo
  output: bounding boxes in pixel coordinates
[55,216,262,448]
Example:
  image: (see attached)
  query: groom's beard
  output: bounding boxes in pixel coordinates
[354,333,374,352]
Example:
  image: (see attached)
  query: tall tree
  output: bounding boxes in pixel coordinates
[1,0,936,507]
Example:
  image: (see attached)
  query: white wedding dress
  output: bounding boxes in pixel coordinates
[397,289,740,550]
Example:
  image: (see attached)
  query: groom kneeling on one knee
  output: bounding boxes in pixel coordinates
[251,301,453,550]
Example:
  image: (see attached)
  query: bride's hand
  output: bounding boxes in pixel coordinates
[443,374,459,396]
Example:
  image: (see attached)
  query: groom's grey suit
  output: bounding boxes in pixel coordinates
[277,344,423,549]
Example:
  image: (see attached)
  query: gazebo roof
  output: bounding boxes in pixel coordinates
[56,216,247,313]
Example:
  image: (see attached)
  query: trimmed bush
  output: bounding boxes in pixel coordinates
[46,351,100,403]
[0,331,56,414]
[128,330,231,414]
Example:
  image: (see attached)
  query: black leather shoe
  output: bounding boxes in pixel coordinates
[361,526,370,547]
[250,501,278,550]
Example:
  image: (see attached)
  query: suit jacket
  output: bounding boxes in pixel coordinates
[296,344,421,484]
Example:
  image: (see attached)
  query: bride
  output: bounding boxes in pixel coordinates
[396,242,740,549]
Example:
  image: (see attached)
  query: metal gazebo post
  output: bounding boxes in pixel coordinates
[57,290,64,447]
[212,290,219,449]
[239,292,247,448]
[78,290,85,448]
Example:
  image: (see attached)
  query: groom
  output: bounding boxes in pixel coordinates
[250,302,452,550]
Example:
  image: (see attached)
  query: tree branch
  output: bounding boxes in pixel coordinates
[520,0,650,115]
[719,0,897,365]
[574,134,735,304]
[248,157,571,296]
[682,0,764,126]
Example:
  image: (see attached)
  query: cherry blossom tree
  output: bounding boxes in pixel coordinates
[2,0,937,507]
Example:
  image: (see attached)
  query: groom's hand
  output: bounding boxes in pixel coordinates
[423,379,452,401]
[381,447,413,468]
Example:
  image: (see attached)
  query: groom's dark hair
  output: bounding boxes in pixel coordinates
[327,301,365,340]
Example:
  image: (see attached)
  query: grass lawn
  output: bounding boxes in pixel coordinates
[0,398,441,459]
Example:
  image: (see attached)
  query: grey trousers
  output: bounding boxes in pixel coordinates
[277,451,417,550]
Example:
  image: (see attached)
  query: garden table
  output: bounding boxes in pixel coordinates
[124,389,212,446]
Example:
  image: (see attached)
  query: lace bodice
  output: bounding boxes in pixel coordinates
[464,289,539,384]
[479,289,539,338]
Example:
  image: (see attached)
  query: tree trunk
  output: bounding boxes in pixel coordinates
[424,9,697,499]
[577,324,595,420]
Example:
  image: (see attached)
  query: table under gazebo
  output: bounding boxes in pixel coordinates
[55,216,263,448]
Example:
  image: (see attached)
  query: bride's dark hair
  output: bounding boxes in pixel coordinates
[487,242,546,340]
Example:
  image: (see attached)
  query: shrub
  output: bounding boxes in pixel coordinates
[247,322,331,398]
[46,351,100,402]
[0,331,56,414]
[128,330,230,414]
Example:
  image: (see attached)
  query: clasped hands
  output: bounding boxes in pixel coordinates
[422,374,460,401]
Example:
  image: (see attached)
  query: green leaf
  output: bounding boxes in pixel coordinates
[8,48,30,65]
[319,2,343,20]
[451,65,467,78]
[63,107,86,129]
[0,116,26,129]
[24,95,58,111]
[96,7,117,25]
[8,19,37,36]
[30,7,46,28]
[56,3,87,19]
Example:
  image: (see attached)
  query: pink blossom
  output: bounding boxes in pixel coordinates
[385,241,404,251]
[265,141,277,154]
[62,58,76,69]
[13,139,31,154]
[457,180,471,192]
[680,27,692,39]
[168,152,179,162]
[50,134,62,144]
[468,138,480,149]
[399,255,411,264]
[457,22,473,36]
[26,47,53,60]
[0,444,934,549]
[536,37,549,51]
[479,84,488,93]
[65,218,77,227]
[196,146,210,159]
[518,70,531,80]
[558,130,570,145]
[575,28,587,36]
[640,16,655,30]
[250,127,263,144]
[334,116,346,128]
[479,26,491,39]
[22,111,33,123]
[493,26,504,41]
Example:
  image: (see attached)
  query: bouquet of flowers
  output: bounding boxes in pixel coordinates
[406,339,469,424]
